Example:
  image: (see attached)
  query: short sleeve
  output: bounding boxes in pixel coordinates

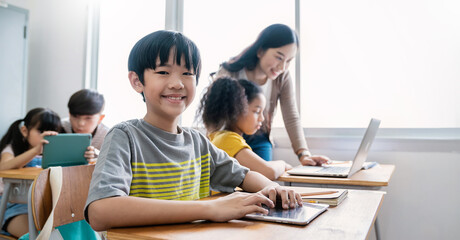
[205,135,249,193]
[85,126,133,213]
[210,131,251,157]
[1,144,14,155]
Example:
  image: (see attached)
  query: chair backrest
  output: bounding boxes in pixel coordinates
[31,164,95,230]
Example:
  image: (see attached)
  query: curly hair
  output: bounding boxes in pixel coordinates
[197,77,262,133]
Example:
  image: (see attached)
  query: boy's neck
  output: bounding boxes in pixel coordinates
[143,113,180,134]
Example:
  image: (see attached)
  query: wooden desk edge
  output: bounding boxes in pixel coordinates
[278,164,396,187]
[0,168,43,180]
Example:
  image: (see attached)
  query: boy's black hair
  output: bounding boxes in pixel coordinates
[197,77,262,133]
[68,89,105,116]
[0,108,62,156]
[128,30,201,100]
[221,23,298,73]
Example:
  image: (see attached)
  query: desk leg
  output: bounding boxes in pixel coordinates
[0,183,12,229]
[374,217,381,240]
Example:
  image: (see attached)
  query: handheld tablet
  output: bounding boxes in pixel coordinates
[42,134,91,169]
[244,203,328,225]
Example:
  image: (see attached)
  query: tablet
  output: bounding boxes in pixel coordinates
[244,203,328,225]
[42,133,91,169]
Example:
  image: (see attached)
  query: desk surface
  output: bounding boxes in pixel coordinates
[107,189,385,240]
[0,167,42,180]
[277,164,395,187]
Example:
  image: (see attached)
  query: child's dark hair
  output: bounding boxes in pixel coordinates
[197,77,262,133]
[68,89,105,116]
[221,23,298,73]
[0,108,62,156]
[128,30,201,100]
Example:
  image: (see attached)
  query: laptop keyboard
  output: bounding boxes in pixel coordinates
[317,166,350,174]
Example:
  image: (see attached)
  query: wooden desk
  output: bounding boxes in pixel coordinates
[0,167,42,229]
[278,164,395,189]
[107,189,385,240]
[277,164,395,240]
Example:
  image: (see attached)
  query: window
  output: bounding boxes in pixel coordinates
[182,0,295,127]
[299,0,460,128]
[94,0,460,129]
[97,0,165,127]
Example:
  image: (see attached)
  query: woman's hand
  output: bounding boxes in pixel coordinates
[300,155,331,166]
[32,131,58,154]
[258,185,302,209]
[85,146,97,164]
[205,192,273,222]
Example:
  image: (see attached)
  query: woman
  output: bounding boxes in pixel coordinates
[214,23,329,166]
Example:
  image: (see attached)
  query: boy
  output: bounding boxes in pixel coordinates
[85,30,302,231]
[62,89,109,161]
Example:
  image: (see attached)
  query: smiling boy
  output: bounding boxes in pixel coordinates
[85,30,302,231]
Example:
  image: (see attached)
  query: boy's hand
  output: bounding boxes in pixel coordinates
[206,192,274,222]
[258,186,302,209]
[85,146,97,165]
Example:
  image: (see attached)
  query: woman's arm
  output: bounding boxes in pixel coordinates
[234,148,286,180]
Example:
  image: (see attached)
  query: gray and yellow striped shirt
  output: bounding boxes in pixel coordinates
[85,119,248,210]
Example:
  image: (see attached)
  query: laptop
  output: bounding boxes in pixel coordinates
[42,133,91,169]
[287,118,380,178]
[244,203,328,225]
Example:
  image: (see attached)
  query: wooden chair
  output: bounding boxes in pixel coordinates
[0,233,17,240]
[27,165,95,239]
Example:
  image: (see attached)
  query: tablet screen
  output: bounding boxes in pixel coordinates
[244,203,328,225]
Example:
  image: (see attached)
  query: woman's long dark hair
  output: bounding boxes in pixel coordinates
[221,23,299,73]
[0,108,62,156]
[197,77,262,133]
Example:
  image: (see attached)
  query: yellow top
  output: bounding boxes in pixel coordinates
[209,130,251,157]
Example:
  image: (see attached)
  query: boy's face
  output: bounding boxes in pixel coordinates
[69,113,104,134]
[130,50,196,121]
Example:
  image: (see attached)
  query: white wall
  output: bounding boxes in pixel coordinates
[26,0,90,116]
[6,0,91,117]
[273,128,460,240]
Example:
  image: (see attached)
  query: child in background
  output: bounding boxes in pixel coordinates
[62,89,109,160]
[0,108,61,237]
[198,77,291,180]
[85,30,302,231]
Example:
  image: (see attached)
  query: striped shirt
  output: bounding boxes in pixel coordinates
[85,119,248,211]
[130,153,211,200]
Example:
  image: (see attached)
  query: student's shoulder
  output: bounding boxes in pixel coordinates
[210,131,244,146]
[60,118,72,133]
[181,127,207,139]
[108,119,143,134]
[210,130,241,141]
